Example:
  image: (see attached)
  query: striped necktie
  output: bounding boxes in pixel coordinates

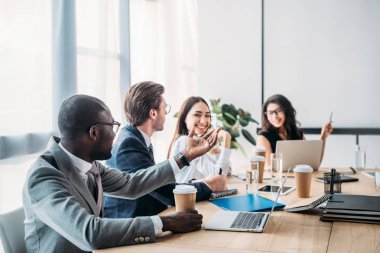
[88,166,103,215]
[148,143,155,162]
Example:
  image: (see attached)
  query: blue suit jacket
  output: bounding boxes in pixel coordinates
[104,125,212,218]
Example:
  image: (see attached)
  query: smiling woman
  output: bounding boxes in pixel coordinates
[168,96,232,183]
[257,94,333,167]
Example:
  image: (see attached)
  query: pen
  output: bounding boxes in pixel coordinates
[329,112,333,123]
[330,168,336,194]
[349,166,357,174]
[219,168,222,175]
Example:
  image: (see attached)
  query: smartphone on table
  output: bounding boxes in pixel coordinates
[258,185,295,195]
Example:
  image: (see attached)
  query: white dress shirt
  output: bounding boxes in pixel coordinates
[137,128,180,174]
[170,135,232,183]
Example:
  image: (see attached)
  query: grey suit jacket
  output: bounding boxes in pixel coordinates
[22,137,176,253]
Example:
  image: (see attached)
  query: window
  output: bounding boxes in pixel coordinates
[0,0,52,135]
[76,0,122,122]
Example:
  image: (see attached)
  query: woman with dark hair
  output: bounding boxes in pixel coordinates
[168,96,232,183]
[257,94,333,166]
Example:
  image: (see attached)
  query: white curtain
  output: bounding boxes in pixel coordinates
[0,0,52,135]
[75,0,123,122]
[0,0,52,218]
[130,0,199,161]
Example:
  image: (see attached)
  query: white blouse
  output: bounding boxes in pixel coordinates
[170,135,232,183]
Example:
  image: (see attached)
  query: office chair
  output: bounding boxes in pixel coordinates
[0,207,26,253]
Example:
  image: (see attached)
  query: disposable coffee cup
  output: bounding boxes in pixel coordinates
[250,156,265,183]
[253,147,266,157]
[294,165,313,198]
[173,185,197,212]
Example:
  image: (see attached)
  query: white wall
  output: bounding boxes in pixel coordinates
[264,0,380,167]
[265,0,380,128]
[197,0,380,168]
[198,0,262,167]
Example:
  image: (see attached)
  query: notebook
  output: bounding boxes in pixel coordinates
[275,140,323,171]
[323,194,380,215]
[320,194,380,224]
[209,194,285,212]
[204,169,289,233]
[210,189,238,200]
[284,193,332,212]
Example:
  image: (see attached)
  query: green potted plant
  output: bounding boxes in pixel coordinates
[209,99,258,155]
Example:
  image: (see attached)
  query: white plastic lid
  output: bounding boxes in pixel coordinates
[293,164,313,173]
[173,185,197,194]
[250,156,265,162]
[253,147,266,153]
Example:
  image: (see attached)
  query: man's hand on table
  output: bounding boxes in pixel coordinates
[160,209,203,233]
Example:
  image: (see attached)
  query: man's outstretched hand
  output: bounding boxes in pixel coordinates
[160,209,203,233]
[183,127,221,162]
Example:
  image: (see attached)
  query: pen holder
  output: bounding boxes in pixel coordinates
[323,172,342,194]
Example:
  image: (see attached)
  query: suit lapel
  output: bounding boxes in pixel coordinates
[47,137,100,216]
[126,125,145,144]
[126,125,154,162]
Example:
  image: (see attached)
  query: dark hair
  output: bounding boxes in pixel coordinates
[58,94,109,139]
[167,96,209,158]
[124,81,165,126]
[260,94,303,139]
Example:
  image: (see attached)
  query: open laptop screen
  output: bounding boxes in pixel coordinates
[275,140,323,171]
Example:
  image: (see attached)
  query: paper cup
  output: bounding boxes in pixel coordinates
[253,147,266,157]
[173,185,197,212]
[250,156,265,183]
[294,165,313,198]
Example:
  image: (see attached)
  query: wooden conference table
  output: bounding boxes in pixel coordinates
[97,168,380,253]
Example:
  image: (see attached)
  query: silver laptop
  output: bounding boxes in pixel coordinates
[204,169,290,233]
[276,140,323,171]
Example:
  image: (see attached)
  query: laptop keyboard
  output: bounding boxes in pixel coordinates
[230,212,265,229]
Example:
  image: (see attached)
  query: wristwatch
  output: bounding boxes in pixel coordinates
[176,152,190,166]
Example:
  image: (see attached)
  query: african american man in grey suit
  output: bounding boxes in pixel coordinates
[22,94,220,252]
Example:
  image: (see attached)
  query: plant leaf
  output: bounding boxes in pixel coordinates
[225,126,240,138]
[230,140,239,149]
[241,129,256,146]
[221,104,238,117]
[237,108,245,117]
[239,118,249,127]
[209,98,257,155]
[249,117,259,124]
[222,112,237,125]
[212,105,222,114]
[210,98,221,105]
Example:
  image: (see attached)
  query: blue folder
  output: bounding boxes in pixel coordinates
[209,194,285,212]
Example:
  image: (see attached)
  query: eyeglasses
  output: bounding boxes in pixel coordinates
[165,104,171,115]
[94,120,121,133]
[265,108,284,117]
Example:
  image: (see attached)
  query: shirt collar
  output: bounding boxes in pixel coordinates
[136,127,151,147]
[58,142,93,174]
